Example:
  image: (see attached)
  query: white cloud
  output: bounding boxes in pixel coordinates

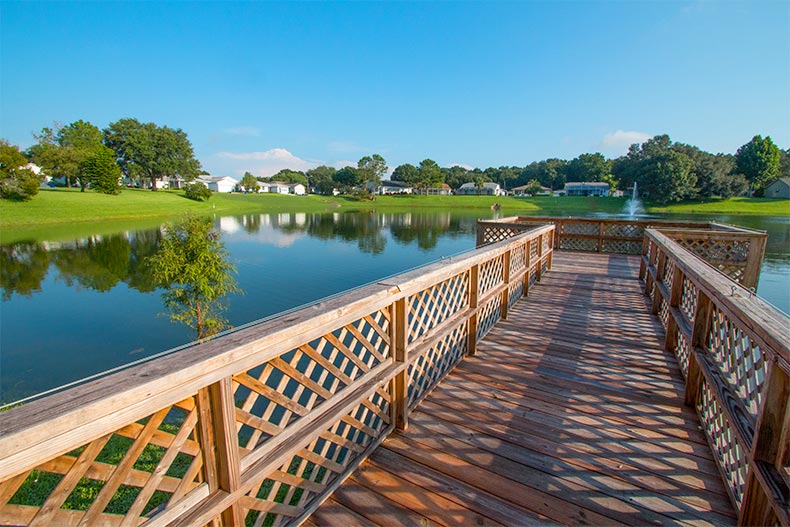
[213,148,316,178]
[450,163,474,170]
[599,130,651,153]
[222,126,261,137]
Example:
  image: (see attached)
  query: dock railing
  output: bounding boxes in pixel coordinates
[642,229,789,526]
[0,225,554,527]
[477,216,768,288]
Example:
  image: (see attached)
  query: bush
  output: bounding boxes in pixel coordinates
[82,147,122,195]
[184,182,212,201]
[0,169,41,201]
[351,189,375,201]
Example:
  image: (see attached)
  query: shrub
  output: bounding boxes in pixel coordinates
[184,182,212,201]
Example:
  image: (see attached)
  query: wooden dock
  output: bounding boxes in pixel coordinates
[307,252,737,526]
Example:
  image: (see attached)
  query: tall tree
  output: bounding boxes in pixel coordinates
[357,154,387,188]
[418,159,443,188]
[81,146,122,195]
[333,166,362,190]
[565,153,613,186]
[0,140,41,201]
[392,163,420,185]
[306,165,337,194]
[271,168,307,185]
[240,171,259,192]
[147,216,241,340]
[611,135,695,203]
[31,120,104,191]
[104,118,201,190]
[735,135,781,194]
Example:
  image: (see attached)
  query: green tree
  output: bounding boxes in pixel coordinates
[357,154,387,189]
[271,168,307,185]
[31,120,105,191]
[565,153,612,184]
[306,165,337,194]
[184,182,212,201]
[474,176,485,195]
[240,171,259,192]
[392,163,420,186]
[612,135,696,202]
[147,216,241,340]
[82,146,122,194]
[333,166,362,191]
[442,165,473,189]
[735,135,781,194]
[104,118,201,190]
[779,148,790,179]
[0,140,41,201]
[418,159,443,188]
[525,179,544,196]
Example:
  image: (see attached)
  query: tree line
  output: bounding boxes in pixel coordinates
[2,116,787,203]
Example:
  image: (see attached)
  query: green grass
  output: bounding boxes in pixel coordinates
[646,197,790,215]
[2,189,787,242]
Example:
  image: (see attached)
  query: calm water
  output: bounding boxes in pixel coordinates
[1,211,788,403]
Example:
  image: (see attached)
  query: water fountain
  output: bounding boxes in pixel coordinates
[624,181,644,217]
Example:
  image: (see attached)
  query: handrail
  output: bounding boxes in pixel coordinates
[0,224,554,527]
[641,229,789,526]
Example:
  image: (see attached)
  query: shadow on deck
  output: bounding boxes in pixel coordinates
[308,252,737,526]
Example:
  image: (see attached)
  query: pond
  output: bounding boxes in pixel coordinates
[1,211,787,404]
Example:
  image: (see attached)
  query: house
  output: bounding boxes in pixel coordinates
[765,178,790,199]
[267,182,291,194]
[563,182,610,197]
[511,184,551,196]
[416,184,452,196]
[288,183,306,196]
[377,181,414,195]
[456,182,503,196]
[198,176,238,193]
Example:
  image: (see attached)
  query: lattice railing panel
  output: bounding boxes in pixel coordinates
[508,282,523,310]
[241,386,390,527]
[478,255,504,297]
[674,239,751,285]
[604,223,645,240]
[509,247,526,275]
[706,305,767,418]
[662,259,676,289]
[698,378,748,507]
[406,271,468,343]
[602,240,642,254]
[529,239,539,261]
[407,323,468,408]
[2,399,204,526]
[680,277,698,325]
[234,311,390,452]
[675,330,691,379]
[541,234,550,255]
[561,222,598,235]
[559,237,597,252]
[657,296,670,330]
[480,226,523,245]
[476,295,502,341]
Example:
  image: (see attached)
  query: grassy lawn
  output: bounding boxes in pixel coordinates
[646,197,790,215]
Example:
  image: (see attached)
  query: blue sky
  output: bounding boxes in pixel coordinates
[2,1,788,178]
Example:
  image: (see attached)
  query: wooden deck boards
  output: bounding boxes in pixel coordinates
[308,252,737,527]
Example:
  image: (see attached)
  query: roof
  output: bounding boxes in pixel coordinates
[766,177,790,187]
[564,182,609,188]
[512,184,550,191]
[381,180,411,188]
[199,176,238,183]
[459,181,500,189]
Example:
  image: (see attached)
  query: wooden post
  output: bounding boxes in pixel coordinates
[741,234,767,290]
[685,291,712,407]
[196,377,244,527]
[475,223,486,248]
[389,298,408,431]
[597,222,604,253]
[467,265,479,356]
[664,266,684,354]
[644,242,657,296]
[536,234,544,282]
[523,240,532,297]
[546,228,554,270]
[651,252,667,315]
[639,234,650,280]
[500,250,511,320]
[739,360,790,526]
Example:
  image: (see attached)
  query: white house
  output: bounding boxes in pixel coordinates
[456,182,503,196]
[377,181,413,195]
[288,183,306,195]
[563,182,610,197]
[198,176,238,193]
[511,184,551,196]
[267,182,291,194]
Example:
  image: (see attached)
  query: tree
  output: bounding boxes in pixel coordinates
[418,159,443,188]
[81,146,122,194]
[306,165,337,195]
[0,140,41,201]
[31,120,105,191]
[442,165,473,189]
[779,148,790,179]
[473,176,485,195]
[525,179,544,196]
[240,172,259,192]
[184,182,212,201]
[147,215,241,340]
[611,135,695,203]
[392,163,420,185]
[104,118,201,190]
[357,154,387,189]
[271,169,307,185]
[565,153,612,184]
[333,166,362,190]
[735,135,781,194]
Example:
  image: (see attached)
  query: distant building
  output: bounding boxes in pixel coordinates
[511,184,551,196]
[266,181,306,195]
[416,183,452,196]
[765,178,790,199]
[377,181,413,195]
[198,176,238,193]
[456,182,503,196]
[288,183,306,195]
[563,182,610,197]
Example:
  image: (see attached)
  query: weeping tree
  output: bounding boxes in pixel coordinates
[147,215,241,340]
